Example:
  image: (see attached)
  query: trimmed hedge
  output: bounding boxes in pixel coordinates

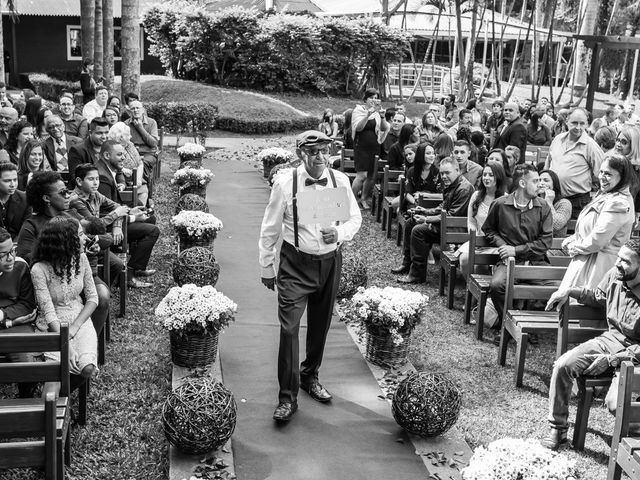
[216,115,319,134]
[28,74,79,101]
[144,102,219,134]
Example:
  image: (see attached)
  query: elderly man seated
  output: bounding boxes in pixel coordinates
[0,106,18,148]
[0,227,39,397]
[543,239,640,449]
[125,100,159,202]
[42,115,82,171]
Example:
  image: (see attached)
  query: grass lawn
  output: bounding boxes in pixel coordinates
[0,152,186,480]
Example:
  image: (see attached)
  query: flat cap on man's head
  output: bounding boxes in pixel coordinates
[296,130,332,148]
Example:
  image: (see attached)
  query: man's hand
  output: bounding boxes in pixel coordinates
[412,206,427,214]
[115,205,129,217]
[130,207,148,223]
[583,354,611,376]
[413,215,427,224]
[320,227,338,244]
[112,227,124,245]
[546,288,570,311]
[261,277,276,291]
[498,245,516,259]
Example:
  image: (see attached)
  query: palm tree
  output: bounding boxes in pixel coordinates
[0,1,17,83]
[121,0,141,98]
[80,0,95,63]
[94,0,103,81]
[103,0,114,90]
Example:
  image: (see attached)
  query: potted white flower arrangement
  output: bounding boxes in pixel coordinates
[171,210,223,251]
[155,284,237,367]
[461,438,577,480]
[257,147,295,178]
[344,286,427,367]
[171,167,214,197]
[177,142,207,167]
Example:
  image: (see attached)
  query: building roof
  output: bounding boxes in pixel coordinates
[204,0,321,12]
[3,0,161,18]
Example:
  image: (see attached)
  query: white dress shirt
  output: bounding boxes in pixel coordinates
[82,100,105,123]
[259,165,362,278]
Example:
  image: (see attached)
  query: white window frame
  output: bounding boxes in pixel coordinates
[66,25,145,61]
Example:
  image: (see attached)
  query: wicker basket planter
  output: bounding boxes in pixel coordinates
[364,325,411,368]
[179,153,203,169]
[163,377,237,455]
[173,247,220,287]
[179,184,207,198]
[175,194,209,215]
[170,330,219,367]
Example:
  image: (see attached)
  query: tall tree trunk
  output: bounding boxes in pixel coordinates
[80,0,95,63]
[102,0,114,91]
[94,0,103,82]
[573,0,601,91]
[0,12,5,83]
[121,0,141,98]
[455,0,466,100]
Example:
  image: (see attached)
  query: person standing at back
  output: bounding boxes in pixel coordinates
[259,131,362,422]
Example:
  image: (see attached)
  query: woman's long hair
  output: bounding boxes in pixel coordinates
[17,138,44,175]
[397,124,417,149]
[32,216,81,283]
[5,119,32,155]
[529,111,541,131]
[24,97,43,126]
[472,161,506,217]
[433,134,454,163]
[618,125,640,165]
[539,169,564,203]
[413,143,434,186]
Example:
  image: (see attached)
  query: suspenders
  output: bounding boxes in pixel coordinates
[291,168,338,249]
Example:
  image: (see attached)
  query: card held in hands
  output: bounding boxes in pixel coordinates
[297,187,351,226]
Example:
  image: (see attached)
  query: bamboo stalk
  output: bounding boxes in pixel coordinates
[505,0,535,101]
[536,0,558,101]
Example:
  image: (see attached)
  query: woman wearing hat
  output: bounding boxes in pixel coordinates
[351,88,389,209]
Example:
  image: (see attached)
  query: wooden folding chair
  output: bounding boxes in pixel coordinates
[370,157,387,219]
[380,166,404,238]
[438,213,469,309]
[0,324,72,479]
[339,149,356,184]
[154,126,165,181]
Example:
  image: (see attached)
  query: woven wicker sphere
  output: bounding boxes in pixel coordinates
[163,377,237,455]
[392,372,462,437]
[337,247,368,299]
[175,194,210,214]
[180,159,203,169]
[173,247,220,287]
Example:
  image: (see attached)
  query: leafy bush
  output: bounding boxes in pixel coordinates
[143,5,410,95]
[216,115,318,134]
[28,74,79,101]
[144,102,219,134]
[46,69,82,82]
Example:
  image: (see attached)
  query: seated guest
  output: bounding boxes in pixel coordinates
[0,106,19,148]
[125,100,159,199]
[594,126,617,153]
[67,118,110,188]
[35,108,52,140]
[381,109,402,159]
[108,121,147,206]
[448,109,473,140]
[119,92,139,122]
[406,143,441,201]
[527,111,552,146]
[17,171,113,339]
[483,164,553,326]
[395,157,474,283]
[470,131,487,166]
[103,105,119,128]
[82,85,109,123]
[387,124,418,170]
[80,60,96,104]
[96,141,160,288]
[452,140,482,188]
[0,119,34,164]
[0,227,38,397]
[107,95,121,111]
[554,155,635,292]
[31,216,99,384]
[342,108,354,150]
[58,93,89,139]
[42,115,82,172]
[537,169,573,238]
[543,239,640,450]
[505,145,521,168]
[0,163,30,240]
[17,139,49,190]
[417,110,445,144]
[458,161,507,277]
[318,108,339,139]
[24,96,43,127]
[433,131,454,166]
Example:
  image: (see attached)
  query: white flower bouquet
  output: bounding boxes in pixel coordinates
[257,147,295,168]
[171,210,223,241]
[177,142,206,157]
[171,167,214,188]
[461,438,577,480]
[345,286,427,345]
[155,284,237,336]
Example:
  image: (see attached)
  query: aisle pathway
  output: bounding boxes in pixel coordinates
[207,157,427,480]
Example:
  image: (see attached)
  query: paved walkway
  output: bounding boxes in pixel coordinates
[206,157,427,480]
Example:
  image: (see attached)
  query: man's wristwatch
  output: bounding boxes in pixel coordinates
[608,354,621,368]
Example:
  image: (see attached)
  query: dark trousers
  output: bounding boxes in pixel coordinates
[127,219,160,273]
[141,153,158,199]
[408,223,440,279]
[566,192,591,219]
[276,241,342,403]
[402,217,417,264]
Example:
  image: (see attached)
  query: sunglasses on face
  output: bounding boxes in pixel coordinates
[56,189,72,197]
[302,146,330,157]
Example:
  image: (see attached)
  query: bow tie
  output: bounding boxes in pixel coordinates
[305,178,327,187]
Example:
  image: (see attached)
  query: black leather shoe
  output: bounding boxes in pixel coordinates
[391,264,410,275]
[540,428,568,450]
[301,380,332,403]
[273,401,298,422]
[397,275,425,284]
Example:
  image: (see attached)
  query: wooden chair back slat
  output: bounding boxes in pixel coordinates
[505,258,567,310]
[440,213,470,250]
[467,230,500,267]
[608,362,640,479]
[119,169,139,207]
[382,166,403,197]
[0,363,64,383]
[0,404,47,435]
[0,441,47,468]
[551,237,566,249]
[340,149,355,174]
[512,285,561,300]
[0,331,63,353]
[566,219,577,234]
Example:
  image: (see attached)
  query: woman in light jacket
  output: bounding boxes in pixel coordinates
[557,154,636,291]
